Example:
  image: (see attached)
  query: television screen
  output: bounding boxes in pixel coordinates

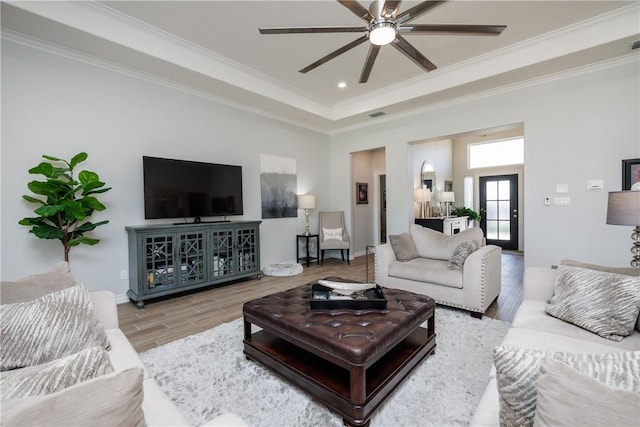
[143,156,243,220]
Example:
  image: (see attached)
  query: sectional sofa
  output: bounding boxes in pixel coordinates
[0,262,246,426]
[471,260,640,426]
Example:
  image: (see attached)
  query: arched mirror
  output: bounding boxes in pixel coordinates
[421,160,436,191]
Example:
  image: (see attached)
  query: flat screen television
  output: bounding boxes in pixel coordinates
[143,156,243,220]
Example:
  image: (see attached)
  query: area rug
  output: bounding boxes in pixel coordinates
[141,308,509,427]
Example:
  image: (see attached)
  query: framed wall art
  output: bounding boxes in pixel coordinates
[622,158,640,190]
[356,182,368,204]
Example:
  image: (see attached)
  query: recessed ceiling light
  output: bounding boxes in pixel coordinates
[338,82,347,89]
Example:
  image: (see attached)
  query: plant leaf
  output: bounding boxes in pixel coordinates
[34,204,65,216]
[68,236,99,247]
[81,196,106,211]
[32,225,64,240]
[22,195,45,204]
[69,152,88,169]
[42,155,62,162]
[28,163,54,177]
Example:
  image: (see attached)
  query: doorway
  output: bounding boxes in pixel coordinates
[479,174,519,250]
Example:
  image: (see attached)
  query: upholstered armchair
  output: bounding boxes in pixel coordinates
[318,211,350,265]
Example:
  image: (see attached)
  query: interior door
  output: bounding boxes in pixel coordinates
[479,174,518,250]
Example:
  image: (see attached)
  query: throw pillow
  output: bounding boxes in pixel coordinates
[560,259,640,332]
[0,261,76,305]
[545,265,640,341]
[0,368,145,427]
[447,241,477,270]
[322,227,343,240]
[388,233,419,261]
[533,358,640,427]
[0,346,113,399]
[0,284,110,371]
[493,345,640,427]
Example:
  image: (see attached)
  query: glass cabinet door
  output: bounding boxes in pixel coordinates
[144,234,176,293]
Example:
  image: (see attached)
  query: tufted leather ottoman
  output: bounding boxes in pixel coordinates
[243,283,436,427]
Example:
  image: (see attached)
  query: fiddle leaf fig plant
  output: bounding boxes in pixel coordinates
[19,152,111,262]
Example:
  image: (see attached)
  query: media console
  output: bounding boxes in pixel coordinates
[126,221,261,308]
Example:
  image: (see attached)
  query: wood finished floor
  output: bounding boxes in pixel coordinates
[118,252,524,353]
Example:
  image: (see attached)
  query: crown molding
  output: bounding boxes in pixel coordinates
[330,54,639,135]
[4,0,334,119]
[333,2,640,119]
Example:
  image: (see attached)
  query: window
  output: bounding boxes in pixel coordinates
[468,138,524,169]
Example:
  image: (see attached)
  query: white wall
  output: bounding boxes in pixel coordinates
[350,150,374,256]
[330,58,640,268]
[1,40,329,298]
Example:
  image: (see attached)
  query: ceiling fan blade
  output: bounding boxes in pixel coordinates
[259,26,366,34]
[299,35,369,74]
[391,34,437,72]
[379,1,403,18]
[396,0,448,24]
[399,24,506,36]
[337,1,374,22]
[359,44,381,83]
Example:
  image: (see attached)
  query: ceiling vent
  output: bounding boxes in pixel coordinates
[369,111,386,118]
[632,40,640,50]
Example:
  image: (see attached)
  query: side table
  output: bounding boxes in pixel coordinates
[296,234,319,267]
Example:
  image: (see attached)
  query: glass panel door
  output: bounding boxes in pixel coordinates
[480,174,518,250]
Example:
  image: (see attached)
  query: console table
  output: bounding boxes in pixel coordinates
[126,221,261,308]
[415,216,468,236]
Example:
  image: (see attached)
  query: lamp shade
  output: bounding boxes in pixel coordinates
[414,188,431,202]
[607,191,640,225]
[298,194,316,210]
[440,191,455,203]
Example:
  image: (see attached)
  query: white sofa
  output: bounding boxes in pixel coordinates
[92,290,247,427]
[0,262,246,427]
[375,225,502,317]
[470,263,640,426]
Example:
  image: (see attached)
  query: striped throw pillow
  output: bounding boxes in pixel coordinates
[0,284,110,371]
[545,265,640,341]
[0,346,112,399]
[494,345,640,427]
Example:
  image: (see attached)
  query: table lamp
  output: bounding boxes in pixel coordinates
[298,194,316,236]
[414,188,432,218]
[606,189,640,267]
[441,191,455,217]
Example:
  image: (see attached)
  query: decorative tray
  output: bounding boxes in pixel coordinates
[310,282,387,310]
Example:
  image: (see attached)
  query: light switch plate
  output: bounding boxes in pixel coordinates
[588,180,603,190]
[556,184,569,193]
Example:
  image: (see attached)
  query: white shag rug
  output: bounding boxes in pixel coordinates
[141,307,509,427]
[262,263,303,277]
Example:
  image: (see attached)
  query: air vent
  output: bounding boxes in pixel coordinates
[632,40,640,50]
[369,111,386,118]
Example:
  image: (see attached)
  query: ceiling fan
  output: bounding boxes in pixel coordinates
[259,0,506,83]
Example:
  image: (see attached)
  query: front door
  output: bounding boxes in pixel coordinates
[479,174,518,250]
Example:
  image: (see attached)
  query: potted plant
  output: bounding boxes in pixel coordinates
[19,152,111,262]
[451,206,481,226]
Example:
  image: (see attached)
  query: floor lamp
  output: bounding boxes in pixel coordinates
[298,194,316,236]
[606,190,640,267]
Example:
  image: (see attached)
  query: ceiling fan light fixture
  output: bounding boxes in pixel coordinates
[369,21,396,46]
